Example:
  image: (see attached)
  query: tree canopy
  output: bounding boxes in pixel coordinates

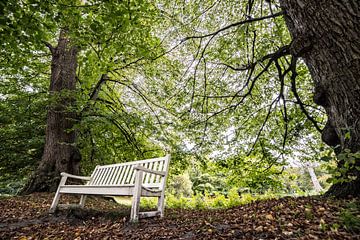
[1,0,359,197]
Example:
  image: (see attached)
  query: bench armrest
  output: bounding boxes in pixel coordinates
[134,166,166,176]
[60,172,91,181]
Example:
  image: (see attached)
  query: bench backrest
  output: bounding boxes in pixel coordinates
[88,155,170,189]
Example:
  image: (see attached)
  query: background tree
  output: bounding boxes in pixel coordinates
[1,0,171,193]
[23,29,80,193]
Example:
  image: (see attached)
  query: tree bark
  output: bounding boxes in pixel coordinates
[280,0,360,197]
[22,29,81,194]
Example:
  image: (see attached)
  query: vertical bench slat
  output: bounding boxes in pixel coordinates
[115,166,124,184]
[130,164,139,184]
[141,162,147,184]
[102,167,111,185]
[105,166,115,185]
[126,165,135,184]
[144,162,153,184]
[120,165,131,184]
[89,167,100,185]
[118,165,128,185]
[109,166,120,185]
[149,161,157,184]
[98,168,109,185]
[94,168,104,185]
[109,166,118,185]
[155,160,164,183]
[107,166,116,185]
[99,167,111,185]
[116,165,126,185]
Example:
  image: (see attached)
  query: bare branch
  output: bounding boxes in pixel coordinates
[274,59,289,149]
[182,11,284,41]
[289,57,323,133]
[42,41,54,54]
[247,97,279,156]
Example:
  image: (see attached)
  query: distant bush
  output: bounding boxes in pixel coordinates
[227,187,242,207]
[167,173,193,197]
[191,173,229,196]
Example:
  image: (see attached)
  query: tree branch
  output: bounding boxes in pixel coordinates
[182,11,284,41]
[289,57,323,133]
[42,40,54,54]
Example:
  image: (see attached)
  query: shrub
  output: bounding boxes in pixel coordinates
[167,173,193,197]
[227,187,241,207]
[212,193,227,208]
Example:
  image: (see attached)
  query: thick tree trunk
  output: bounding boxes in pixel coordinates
[22,30,81,194]
[280,0,360,197]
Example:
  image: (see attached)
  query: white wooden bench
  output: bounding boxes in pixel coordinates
[50,155,170,222]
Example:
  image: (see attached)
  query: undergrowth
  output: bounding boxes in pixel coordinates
[340,200,360,233]
[135,187,280,210]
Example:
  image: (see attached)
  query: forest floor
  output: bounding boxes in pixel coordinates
[0,193,359,239]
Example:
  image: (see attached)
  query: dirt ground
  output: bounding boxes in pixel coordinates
[0,193,359,239]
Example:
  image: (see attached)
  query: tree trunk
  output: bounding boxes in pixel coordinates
[280,0,360,197]
[22,30,81,194]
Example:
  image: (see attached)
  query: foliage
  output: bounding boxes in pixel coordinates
[158,190,266,210]
[167,173,193,197]
[0,81,47,183]
[191,171,229,196]
[340,200,360,233]
[0,0,342,197]
[0,0,171,182]
[0,179,26,195]
[325,149,360,184]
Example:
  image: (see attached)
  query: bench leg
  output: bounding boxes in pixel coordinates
[130,170,143,222]
[79,195,87,208]
[157,193,165,218]
[49,176,67,213]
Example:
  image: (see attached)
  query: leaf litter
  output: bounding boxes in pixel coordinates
[0,193,359,239]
